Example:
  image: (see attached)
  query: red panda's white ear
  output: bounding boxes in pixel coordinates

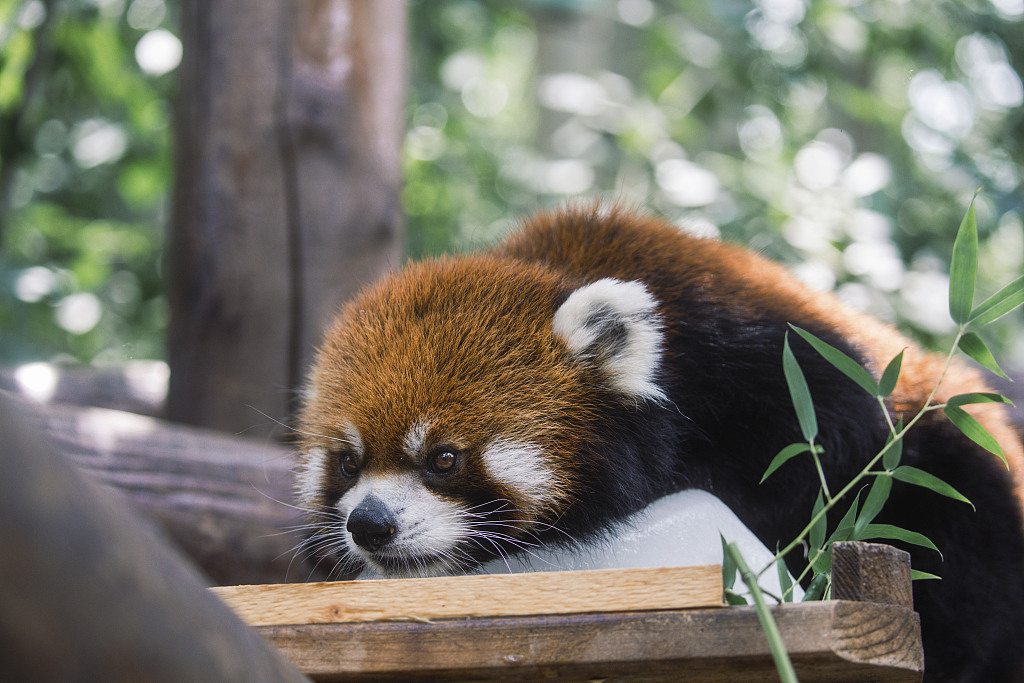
[553,278,666,403]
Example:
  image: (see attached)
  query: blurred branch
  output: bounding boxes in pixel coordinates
[6,391,318,586]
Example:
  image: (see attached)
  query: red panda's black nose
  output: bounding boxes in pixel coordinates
[346,496,396,552]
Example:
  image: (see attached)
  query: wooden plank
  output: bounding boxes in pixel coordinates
[256,600,922,682]
[212,565,724,626]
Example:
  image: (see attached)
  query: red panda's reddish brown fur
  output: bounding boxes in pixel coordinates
[297,205,1024,682]
[302,256,589,517]
[498,207,1024,497]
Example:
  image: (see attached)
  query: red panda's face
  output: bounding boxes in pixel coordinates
[295,256,665,577]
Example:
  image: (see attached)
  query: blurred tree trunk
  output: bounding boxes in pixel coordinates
[167,0,406,434]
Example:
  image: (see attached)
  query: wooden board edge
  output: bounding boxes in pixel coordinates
[253,601,923,682]
[211,564,724,626]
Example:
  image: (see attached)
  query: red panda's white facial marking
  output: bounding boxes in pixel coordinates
[480,439,555,512]
[402,421,431,458]
[294,446,328,510]
[340,421,364,455]
[552,278,666,403]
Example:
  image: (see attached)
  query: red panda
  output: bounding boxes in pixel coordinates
[296,205,1024,682]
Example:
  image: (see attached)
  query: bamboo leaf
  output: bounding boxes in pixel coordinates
[857,523,942,558]
[969,274,1024,326]
[911,570,942,581]
[801,573,829,602]
[958,333,1011,380]
[810,546,832,575]
[720,534,737,591]
[949,196,978,325]
[826,489,863,546]
[877,350,904,398]
[853,475,893,538]
[776,550,794,604]
[882,426,904,471]
[790,325,878,396]
[944,405,1007,465]
[783,331,818,442]
[946,392,1014,408]
[891,466,974,509]
[725,589,749,605]
[809,490,826,553]
[761,443,812,483]
[808,492,832,574]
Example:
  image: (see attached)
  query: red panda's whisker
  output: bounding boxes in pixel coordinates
[245,405,357,447]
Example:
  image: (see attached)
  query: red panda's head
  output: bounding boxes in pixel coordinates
[295,254,665,577]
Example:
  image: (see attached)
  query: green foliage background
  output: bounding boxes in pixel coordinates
[1,0,174,363]
[1,0,1022,369]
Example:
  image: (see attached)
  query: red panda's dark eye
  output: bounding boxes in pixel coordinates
[338,451,362,477]
[429,448,459,474]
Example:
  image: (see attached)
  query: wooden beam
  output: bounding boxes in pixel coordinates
[254,601,921,682]
[212,565,724,625]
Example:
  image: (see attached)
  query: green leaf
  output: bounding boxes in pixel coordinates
[969,274,1024,326]
[911,570,942,581]
[877,350,904,398]
[949,196,978,325]
[882,426,904,471]
[946,392,1014,408]
[801,573,829,602]
[958,333,1011,380]
[724,589,749,605]
[720,534,737,591]
[783,331,818,442]
[761,443,813,483]
[809,490,826,553]
[944,405,1007,465]
[853,475,893,538]
[776,551,794,604]
[891,466,974,509]
[857,523,942,558]
[790,325,878,396]
[826,489,863,546]
[810,546,832,575]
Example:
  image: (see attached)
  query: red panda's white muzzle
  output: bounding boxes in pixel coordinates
[339,473,470,578]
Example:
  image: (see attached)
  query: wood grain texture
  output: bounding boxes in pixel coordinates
[212,565,724,626]
[256,601,922,682]
[831,541,913,608]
